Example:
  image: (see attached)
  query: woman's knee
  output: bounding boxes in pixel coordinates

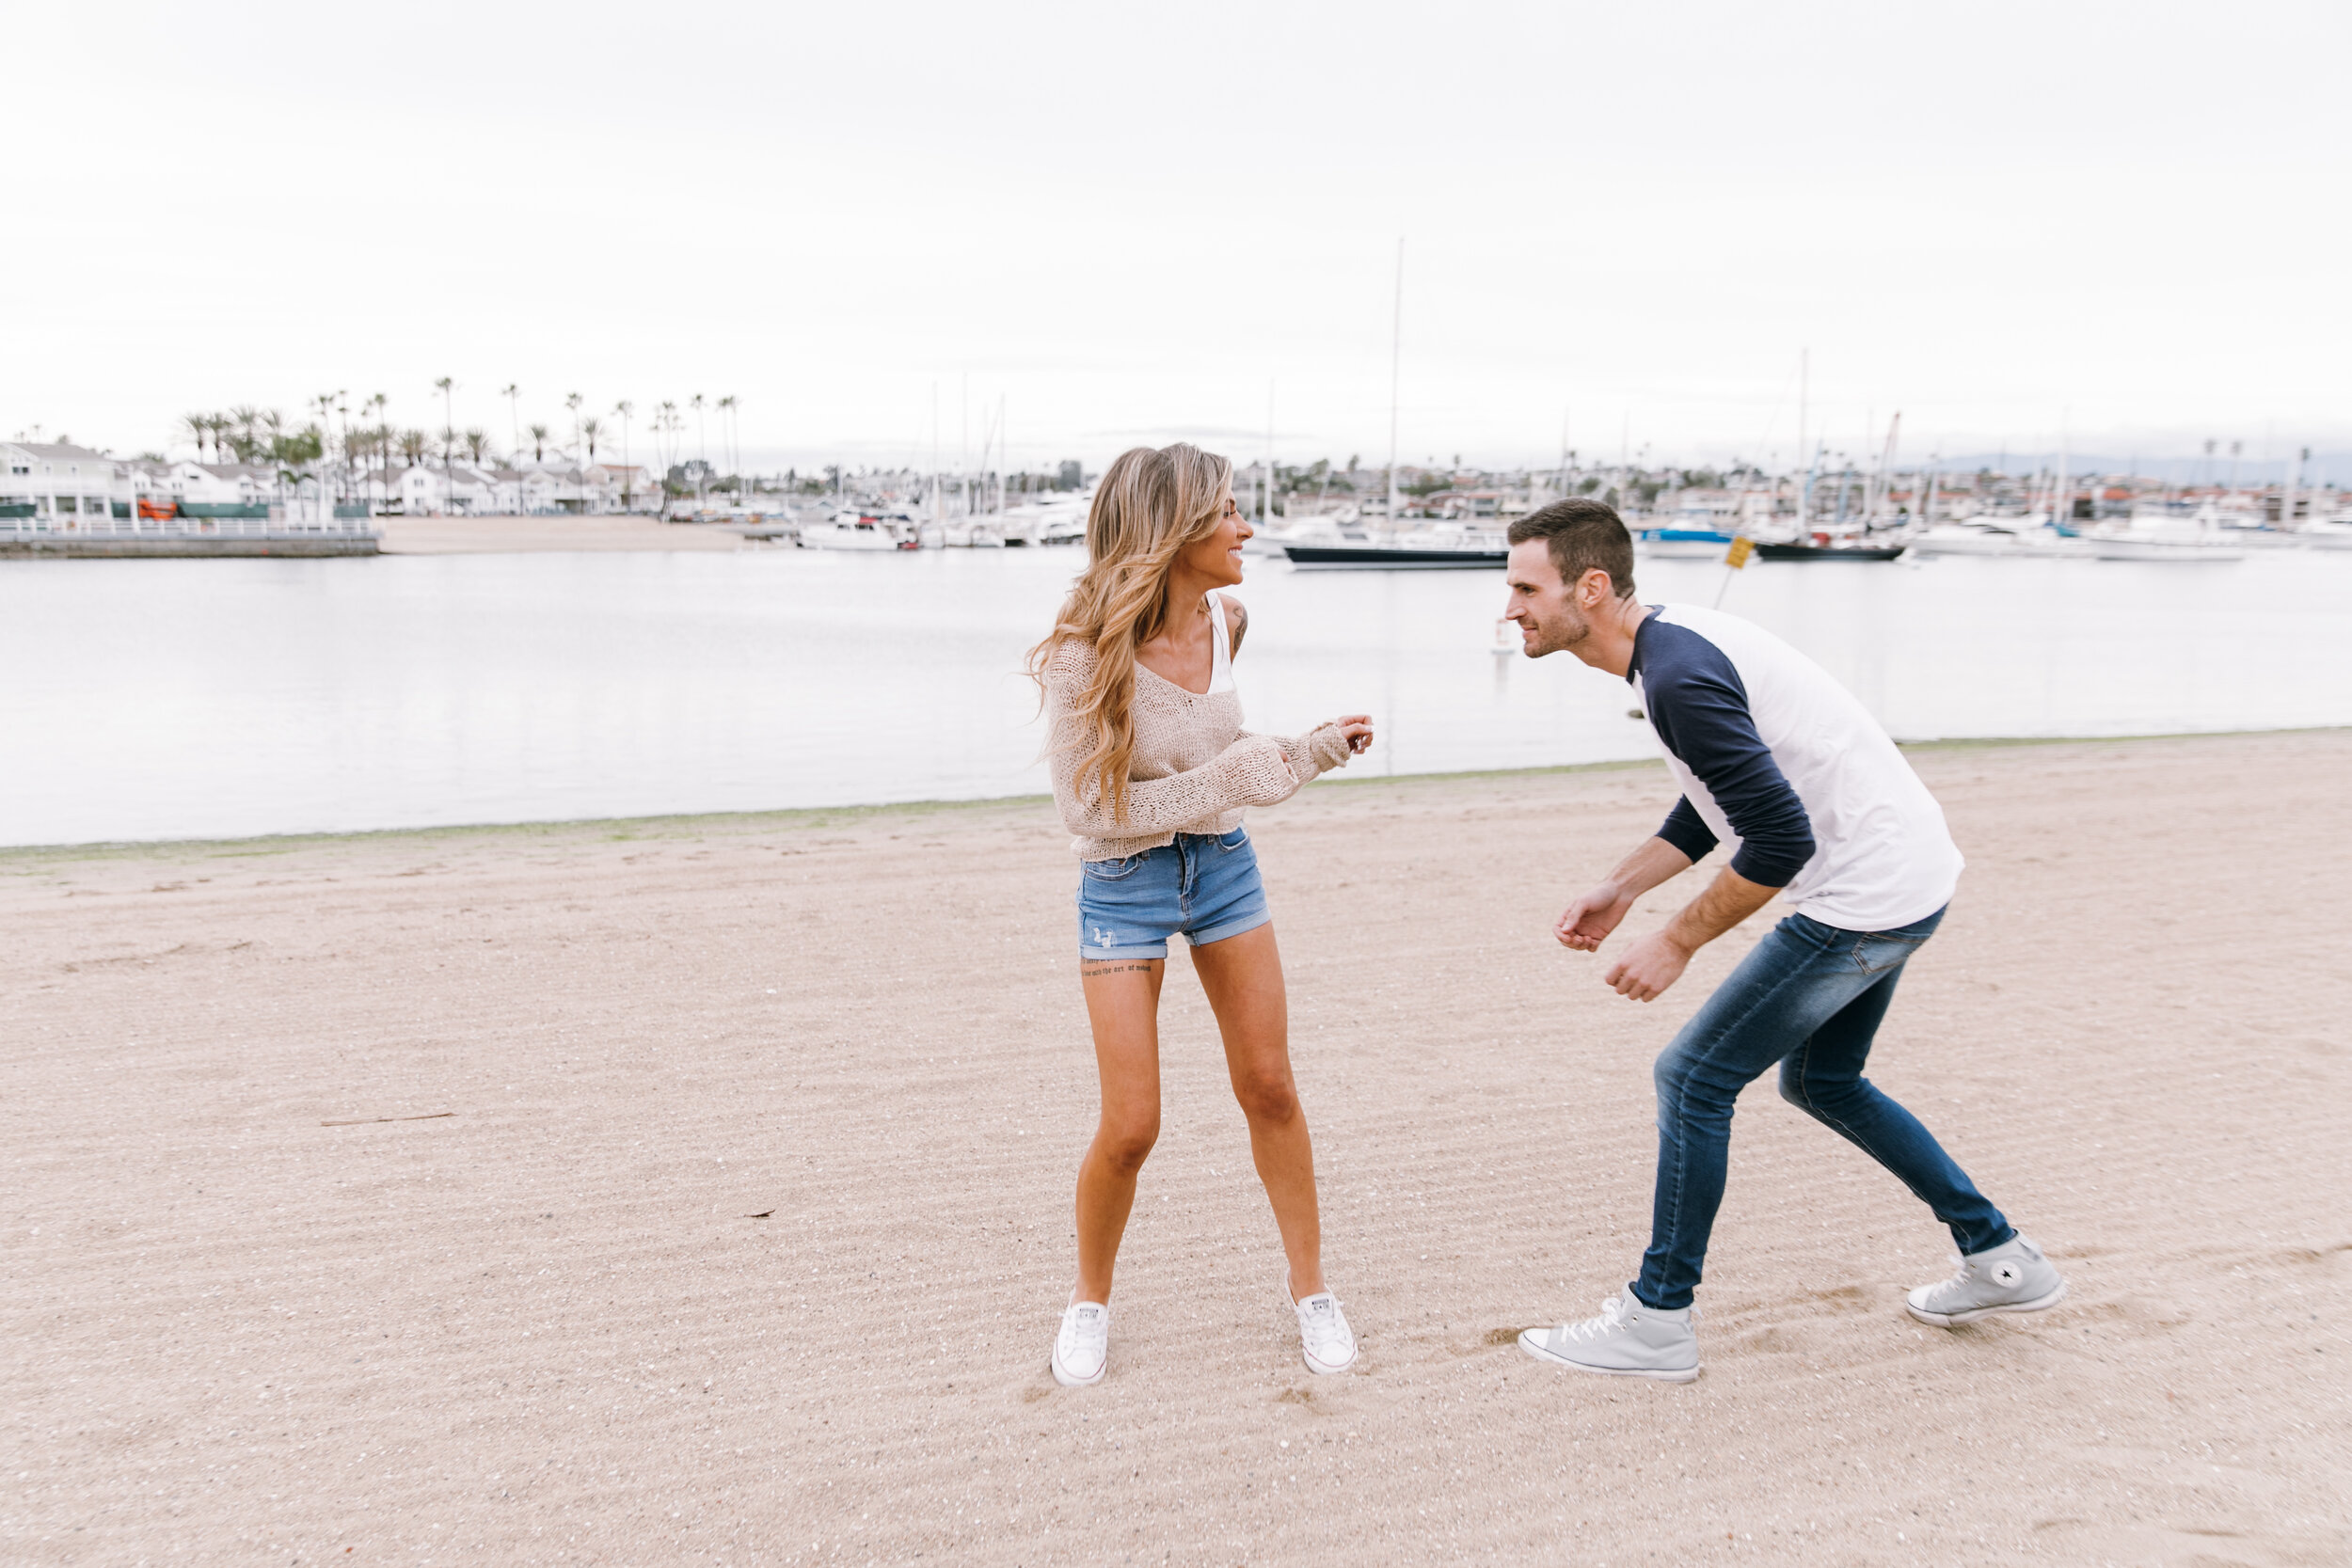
[1232,1071,1299,1127]
[1093,1114,1160,1173]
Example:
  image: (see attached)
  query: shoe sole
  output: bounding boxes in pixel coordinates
[1905,1278,2068,1327]
[1302,1346,1357,1375]
[1050,1356,1104,1387]
[1050,1349,1105,1387]
[1518,1331,1699,1382]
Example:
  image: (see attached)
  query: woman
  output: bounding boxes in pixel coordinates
[1029,441,1372,1387]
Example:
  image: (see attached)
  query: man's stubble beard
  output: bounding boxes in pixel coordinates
[1531,604,1590,658]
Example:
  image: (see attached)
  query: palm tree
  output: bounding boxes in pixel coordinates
[717,395,738,480]
[501,383,520,454]
[433,378,455,473]
[580,416,602,464]
[564,392,583,458]
[226,405,262,464]
[363,395,389,473]
[612,401,635,510]
[178,412,212,460]
[527,423,550,464]
[463,428,491,465]
[398,429,429,467]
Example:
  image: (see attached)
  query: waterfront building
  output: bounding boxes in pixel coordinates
[1,441,123,522]
[130,461,276,509]
[365,464,518,515]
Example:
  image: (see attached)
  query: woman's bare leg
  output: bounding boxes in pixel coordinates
[1190,924,1325,1299]
[1073,957,1166,1305]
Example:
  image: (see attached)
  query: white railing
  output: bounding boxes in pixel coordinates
[1,510,379,540]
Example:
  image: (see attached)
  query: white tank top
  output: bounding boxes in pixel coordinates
[1203,590,1237,696]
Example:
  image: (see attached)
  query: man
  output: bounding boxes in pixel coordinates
[1501,499,2063,1382]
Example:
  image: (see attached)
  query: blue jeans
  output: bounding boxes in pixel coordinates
[1634,905,2013,1311]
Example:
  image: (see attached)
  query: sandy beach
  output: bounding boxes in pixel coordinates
[379,515,755,553]
[5,731,2346,1565]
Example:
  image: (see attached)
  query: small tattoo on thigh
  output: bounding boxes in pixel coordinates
[1082,960,1159,976]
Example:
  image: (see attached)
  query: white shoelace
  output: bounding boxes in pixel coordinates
[1296,1296,1352,1358]
[1926,1255,1973,1300]
[1060,1305,1107,1360]
[1559,1295,1634,1344]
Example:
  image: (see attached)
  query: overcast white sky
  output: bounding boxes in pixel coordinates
[10,1,2347,475]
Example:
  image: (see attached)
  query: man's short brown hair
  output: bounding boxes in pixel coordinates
[1506,498,1636,598]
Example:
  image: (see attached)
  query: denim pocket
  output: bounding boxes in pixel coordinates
[1216,826,1250,852]
[1851,932,1927,974]
[1082,855,1141,881]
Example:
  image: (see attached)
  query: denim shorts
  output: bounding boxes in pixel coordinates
[1075,827,1270,959]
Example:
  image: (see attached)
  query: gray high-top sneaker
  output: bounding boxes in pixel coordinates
[1905,1235,2066,1326]
[1519,1288,1700,1382]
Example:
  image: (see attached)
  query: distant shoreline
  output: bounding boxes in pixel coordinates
[3,726,2339,861]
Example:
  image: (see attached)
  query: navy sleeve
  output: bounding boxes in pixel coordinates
[1637,623,1816,887]
[1657,796,1719,863]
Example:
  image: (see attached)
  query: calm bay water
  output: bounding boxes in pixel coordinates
[5,545,2348,847]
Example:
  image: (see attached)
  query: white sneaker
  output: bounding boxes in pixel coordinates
[1051,1299,1109,1386]
[1519,1288,1700,1382]
[1291,1287,1358,1375]
[1906,1235,2066,1326]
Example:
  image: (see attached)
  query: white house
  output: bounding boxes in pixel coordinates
[588,464,652,513]
[444,465,521,515]
[362,464,521,515]
[502,460,649,514]
[0,441,123,524]
[128,462,274,508]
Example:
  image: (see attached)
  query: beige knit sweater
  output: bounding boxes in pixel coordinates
[1043,640,1356,861]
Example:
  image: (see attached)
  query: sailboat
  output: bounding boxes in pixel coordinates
[1759,413,1907,560]
[1283,238,1506,571]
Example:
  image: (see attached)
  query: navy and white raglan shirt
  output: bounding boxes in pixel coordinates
[1629,603,1963,933]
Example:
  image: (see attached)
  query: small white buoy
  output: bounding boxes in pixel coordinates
[1490,617,1519,655]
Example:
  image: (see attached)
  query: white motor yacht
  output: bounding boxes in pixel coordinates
[1907,522,2080,558]
[943,520,1005,547]
[2083,515,2245,562]
[799,507,920,551]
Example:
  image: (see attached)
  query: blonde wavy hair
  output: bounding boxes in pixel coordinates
[1027,442,1233,823]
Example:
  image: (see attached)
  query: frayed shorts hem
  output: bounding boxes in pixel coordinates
[1080,941,1168,961]
[1076,912,1270,963]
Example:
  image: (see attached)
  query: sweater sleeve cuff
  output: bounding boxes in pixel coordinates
[1302,722,1354,774]
[1727,842,1806,888]
[1656,800,1719,864]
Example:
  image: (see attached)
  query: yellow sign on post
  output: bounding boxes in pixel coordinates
[1724,536,1756,569]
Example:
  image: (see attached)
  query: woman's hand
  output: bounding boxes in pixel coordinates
[1329,714,1375,756]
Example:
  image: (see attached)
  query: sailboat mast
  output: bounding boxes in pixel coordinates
[2056,416,2069,530]
[1386,237,1403,530]
[1796,348,1809,528]
[1263,380,1276,525]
